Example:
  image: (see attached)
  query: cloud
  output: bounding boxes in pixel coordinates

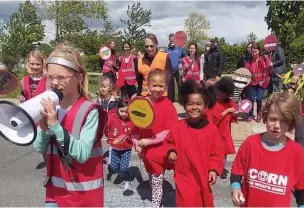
[104,1,270,46]
[0,1,270,47]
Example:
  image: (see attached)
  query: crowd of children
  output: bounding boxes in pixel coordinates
[11,41,304,207]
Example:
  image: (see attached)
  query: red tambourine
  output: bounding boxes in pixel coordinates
[174,31,187,48]
[238,99,253,113]
[111,135,127,145]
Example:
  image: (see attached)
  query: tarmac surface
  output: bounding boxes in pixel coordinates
[0,99,297,207]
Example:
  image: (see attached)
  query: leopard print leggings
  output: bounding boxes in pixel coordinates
[149,173,164,208]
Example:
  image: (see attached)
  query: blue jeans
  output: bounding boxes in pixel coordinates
[246,85,266,117]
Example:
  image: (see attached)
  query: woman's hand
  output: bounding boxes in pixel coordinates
[40,97,58,127]
[209,171,217,185]
[17,94,26,103]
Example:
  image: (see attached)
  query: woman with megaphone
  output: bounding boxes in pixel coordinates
[33,42,107,207]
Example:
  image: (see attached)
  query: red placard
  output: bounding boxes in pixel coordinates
[174,31,187,48]
[264,35,278,52]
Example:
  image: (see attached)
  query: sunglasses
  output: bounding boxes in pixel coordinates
[145,45,154,48]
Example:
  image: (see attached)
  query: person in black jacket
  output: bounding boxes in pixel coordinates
[267,44,286,95]
[237,42,253,68]
[203,38,224,80]
[234,42,253,102]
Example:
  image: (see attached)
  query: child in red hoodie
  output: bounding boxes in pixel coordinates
[231,92,304,207]
[164,79,224,207]
[105,98,137,191]
[133,68,178,207]
[211,77,238,179]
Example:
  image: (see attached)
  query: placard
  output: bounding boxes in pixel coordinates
[128,96,155,129]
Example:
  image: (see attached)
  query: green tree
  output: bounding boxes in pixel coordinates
[246,32,257,42]
[38,0,107,43]
[265,1,304,52]
[37,43,53,56]
[184,13,210,47]
[0,0,45,67]
[101,16,122,40]
[120,2,152,52]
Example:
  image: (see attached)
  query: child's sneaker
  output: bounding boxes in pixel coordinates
[123,181,132,190]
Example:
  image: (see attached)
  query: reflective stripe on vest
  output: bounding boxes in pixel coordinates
[51,176,104,191]
[70,101,93,139]
[47,145,103,157]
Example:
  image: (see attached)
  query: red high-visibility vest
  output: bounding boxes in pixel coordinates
[45,97,107,207]
[181,56,200,84]
[21,75,50,100]
[246,55,272,88]
[117,55,137,88]
[102,55,115,73]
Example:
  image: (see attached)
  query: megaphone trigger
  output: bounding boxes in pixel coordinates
[0,89,64,146]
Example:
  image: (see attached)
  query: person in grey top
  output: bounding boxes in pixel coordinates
[267,44,286,95]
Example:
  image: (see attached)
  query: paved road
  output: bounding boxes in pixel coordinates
[0,99,297,207]
[0,136,237,207]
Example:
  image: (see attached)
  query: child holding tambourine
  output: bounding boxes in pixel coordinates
[105,98,137,191]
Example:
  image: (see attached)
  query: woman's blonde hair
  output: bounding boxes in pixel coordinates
[262,92,301,131]
[26,50,47,74]
[48,42,90,100]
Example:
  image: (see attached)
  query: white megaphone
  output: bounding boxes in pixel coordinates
[0,89,63,146]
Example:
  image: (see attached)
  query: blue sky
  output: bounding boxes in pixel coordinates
[0,0,271,46]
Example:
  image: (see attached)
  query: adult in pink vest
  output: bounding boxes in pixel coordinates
[245,43,272,123]
[99,39,118,83]
[116,41,138,99]
[179,42,201,84]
